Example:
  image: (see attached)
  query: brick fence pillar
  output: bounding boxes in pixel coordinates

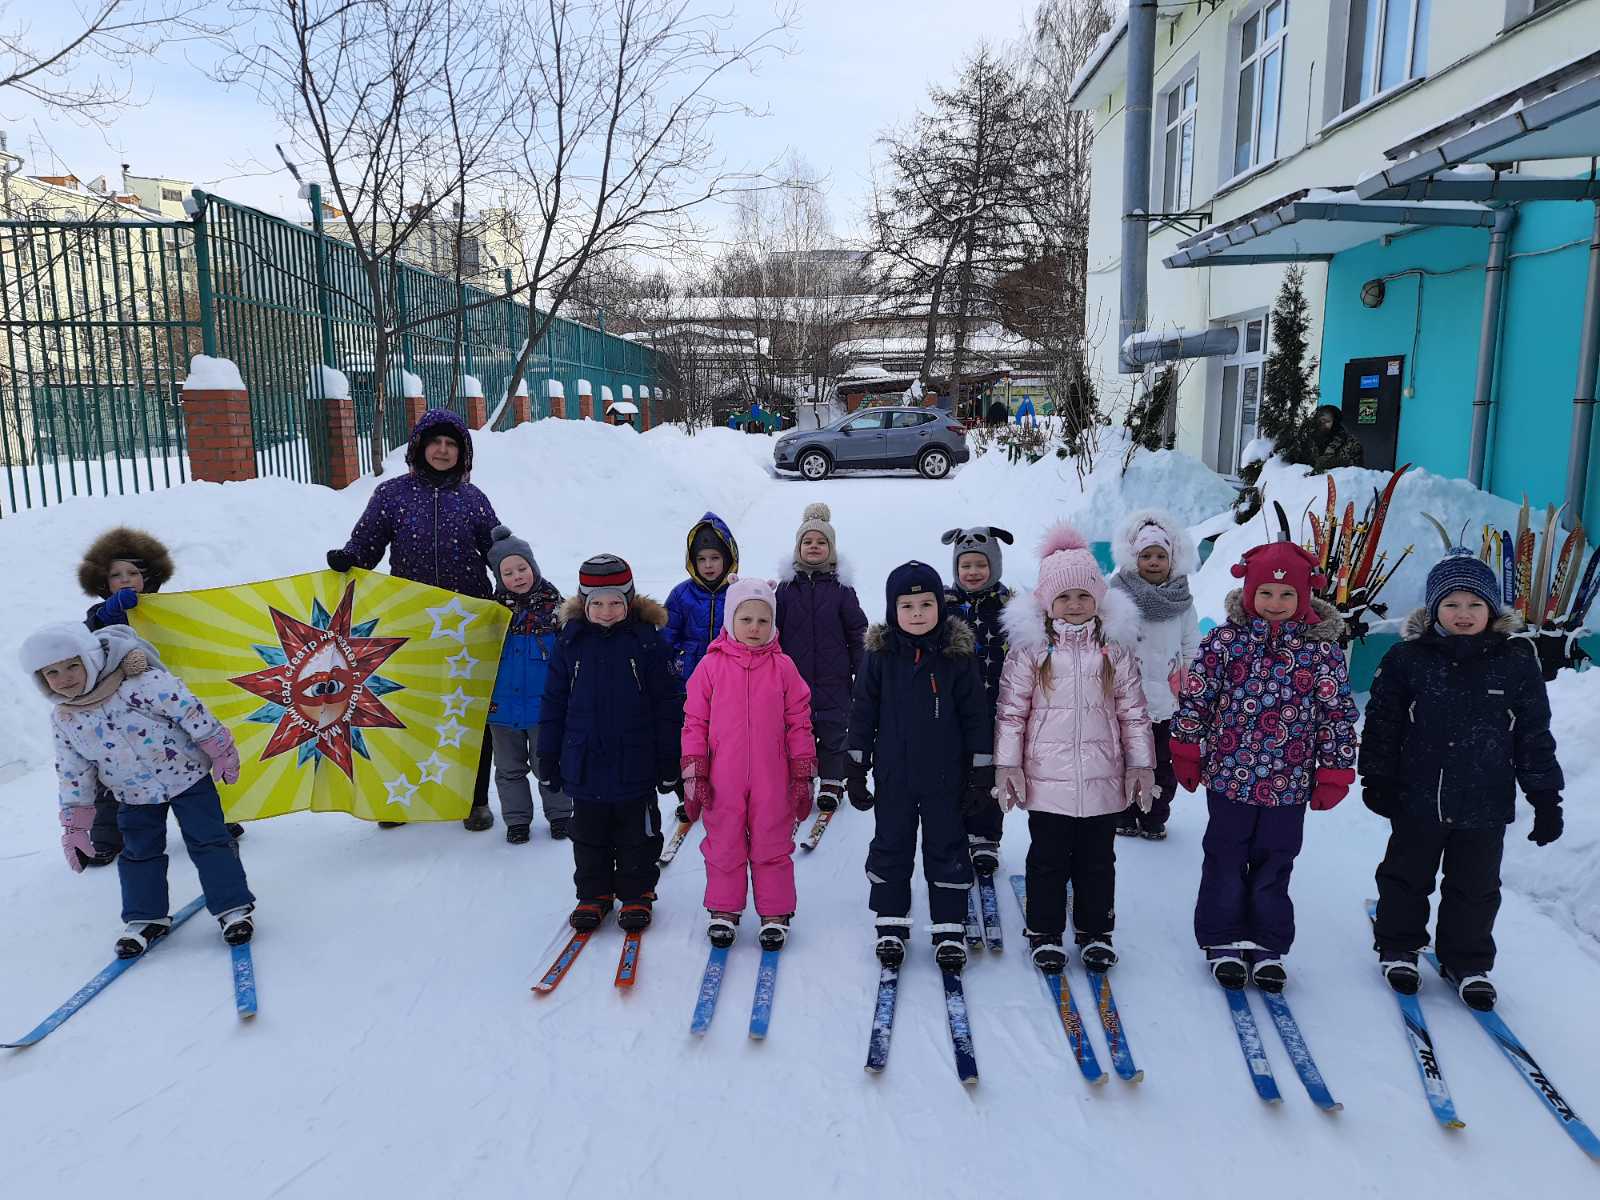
[405,393,427,430]
[549,395,565,420]
[322,394,361,489]
[182,385,256,483]
[579,393,594,420]
[513,388,531,425]
[466,395,487,429]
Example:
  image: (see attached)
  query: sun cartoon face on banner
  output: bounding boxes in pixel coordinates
[229,581,408,777]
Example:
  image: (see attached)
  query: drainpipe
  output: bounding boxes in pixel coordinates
[1562,203,1600,531]
[1467,207,1517,490]
[1118,1,1158,374]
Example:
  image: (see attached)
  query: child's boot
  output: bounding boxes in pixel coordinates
[463,805,494,832]
[1078,933,1118,972]
[1440,964,1496,1011]
[617,893,655,932]
[1251,955,1288,994]
[707,910,740,948]
[758,914,792,951]
[875,916,912,967]
[1206,946,1249,990]
[1379,951,1421,996]
[968,838,1000,877]
[569,896,614,931]
[505,822,531,845]
[932,925,968,973]
[1115,806,1141,837]
[218,905,255,947]
[115,917,173,959]
[1027,931,1067,974]
[816,779,844,813]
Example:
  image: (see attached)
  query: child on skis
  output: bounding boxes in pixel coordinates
[1108,510,1201,840]
[775,503,867,814]
[486,525,572,844]
[21,621,255,958]
[1172,540,1359,993]
[681,577,816,950]
[1360,549,1563,1011]
[847,561,993,973]
[664,512,739,681]
[538,555,681,932]
[994,524,1154,974]
[941,526,1014,876]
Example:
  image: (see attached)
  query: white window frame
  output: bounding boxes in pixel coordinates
[1233,1,1288,179]
[1343,0,1430,112]
[1212,314,1270,477]
[1160,69,1199,213]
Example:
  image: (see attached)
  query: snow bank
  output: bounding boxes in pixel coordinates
[1240,436,1274,468]
[308,365,350,401]
[459,374,483,399]
[182,355,244,392]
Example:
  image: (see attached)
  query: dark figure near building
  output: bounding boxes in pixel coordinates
[985,398,1008,428]
[1310,404,1364,473]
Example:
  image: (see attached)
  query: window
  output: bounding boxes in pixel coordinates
[842,412,887,432]
[458,235,482,277]
[1344,0,1430,109]
[1161,71,1199,211]
[161,187,182,202]
[889,411,933,427]
[1234,2,1287,177]
[1213,316,1268,476]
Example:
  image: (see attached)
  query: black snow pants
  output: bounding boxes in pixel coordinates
[1373,815,1504,976]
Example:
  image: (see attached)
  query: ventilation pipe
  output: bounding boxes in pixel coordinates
[1122,327,1240,367]
[1118,1,1158,374]
[1563,204,1600,531]
[1467,207,1518,490]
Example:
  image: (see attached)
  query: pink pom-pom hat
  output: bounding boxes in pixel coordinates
[1032,521,1107,609]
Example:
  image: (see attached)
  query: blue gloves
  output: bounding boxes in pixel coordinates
[96,588,139,624]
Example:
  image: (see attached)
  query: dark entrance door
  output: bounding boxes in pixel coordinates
[1340,355,1404,470]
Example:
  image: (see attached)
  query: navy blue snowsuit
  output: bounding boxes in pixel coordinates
[944,581,1011,846]
[776,568,867,789]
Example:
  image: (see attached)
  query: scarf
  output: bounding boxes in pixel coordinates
[1111,567,1192,622]
[500,578,564,638]
[59,648,150,709]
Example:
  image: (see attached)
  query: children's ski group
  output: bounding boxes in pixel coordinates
[18,409,1568,1028]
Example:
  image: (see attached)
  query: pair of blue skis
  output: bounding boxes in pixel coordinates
[1216,981,1339,1110]
[2,896,255,1049]
[863,959,977,1085]
[690,944,782,1040]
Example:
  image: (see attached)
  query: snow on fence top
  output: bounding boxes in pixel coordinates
[601,385,614,402]
[183,355,245,392]
[460,374,483,399]
[548,379,565,398]
[638,386,651,399]
[308,364,351,401]
[577,378,593,396]
[621,385,633,400]
[514,378,529,397]
[402,370,424,397]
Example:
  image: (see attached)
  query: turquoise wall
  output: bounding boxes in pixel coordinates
[1318,200,1600,527]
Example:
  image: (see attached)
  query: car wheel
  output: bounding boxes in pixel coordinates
[918,448,952,479]
[798,449,832,480]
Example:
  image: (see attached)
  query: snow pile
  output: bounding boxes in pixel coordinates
[1239,436,1274,468]
[307,364,351,401]
[181,355,244,392]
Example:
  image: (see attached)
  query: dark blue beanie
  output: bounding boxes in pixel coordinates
[884,560,946,628]
[1425,548,1502,620]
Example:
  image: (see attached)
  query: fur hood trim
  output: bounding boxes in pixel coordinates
[558,593,668,630]
[1401,607,1524,641]
[780,550,855,587]
[1002,585,1141,656]
[1224,589,1345,642]
[863,615,976,657]
[78,526,173,598]
[1111,509,1198,578]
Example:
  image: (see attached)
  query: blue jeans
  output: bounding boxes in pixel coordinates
[116,777,254,923]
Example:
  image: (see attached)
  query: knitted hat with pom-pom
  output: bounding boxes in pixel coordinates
[1425,548,1503,620]
[1033,522,1106,609]
[793,502,837,569]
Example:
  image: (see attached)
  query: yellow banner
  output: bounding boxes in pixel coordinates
[132,569,510,822]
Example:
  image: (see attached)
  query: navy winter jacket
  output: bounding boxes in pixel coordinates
[775,568,867,725]
[664,512,739,681]
[944,582,1012,717]
[1360,609,1563,828]
[489,578,564,728]
[848,617,991,798]
[538,595,682,803]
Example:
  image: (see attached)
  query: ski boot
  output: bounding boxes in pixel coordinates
[617,894,655,932]
[931,925,968,974]
[569,895,614,932]
[1206,947,1249,991]
[1078,935,1118,972]
[462,805,494,832]
[505,823,531,845]
[758,914,791,952]
[548,816,571,841]
[968,838,1000,878]
[78,846,119,869]
[1138,821,1167,841]
[816,780,844,813]
[1026,931,1067,974]
[1114,808,1141,838]
[1440,965,1496,1012]
[1251,956,1288,994]
[707,911,740,948]
[115,917,173,960]
[219,905,255,947]
[1380,952,1421,996]
[874,916,912,968]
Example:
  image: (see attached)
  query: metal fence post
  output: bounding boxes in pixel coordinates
[308,184,337,369]
[396,268,414,374]
[189,189,217,357]
[459,281,473,382]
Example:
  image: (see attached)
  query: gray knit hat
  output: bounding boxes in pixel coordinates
[487,525,540,581]
[794,502,837,569]
[1425,548,1502,620]
[941,526,1014,591]
[578,553,635,604]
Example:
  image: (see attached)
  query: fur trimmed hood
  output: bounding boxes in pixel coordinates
[1401,607,1525,641]
[780,550,855,586]
[78,526,173,598]
[1223,589,1345,642]
[863,615,976,657]
[1111,508,1198,578]
[559,593,668,630]
[1001,583,1140,657]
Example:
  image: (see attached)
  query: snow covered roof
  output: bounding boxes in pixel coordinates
[1357,49,1600,201]
[1163,187,1496,268]
[607,401,639,415]
[1067,11,1129,108]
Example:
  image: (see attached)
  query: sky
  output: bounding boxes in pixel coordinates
[3,0,1041,244]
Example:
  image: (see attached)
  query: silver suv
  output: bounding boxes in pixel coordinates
[772,406,971,481]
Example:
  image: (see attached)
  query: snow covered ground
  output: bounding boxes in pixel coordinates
[3,423,1598,1198]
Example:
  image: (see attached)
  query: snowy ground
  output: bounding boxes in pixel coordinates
[4,423,1598,1198]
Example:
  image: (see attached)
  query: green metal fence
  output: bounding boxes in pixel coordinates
[1,188,661,515]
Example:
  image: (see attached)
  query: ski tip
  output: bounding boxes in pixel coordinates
[1125,1069,1146,1084]
[1444,1118,1466,1131]
[961,1074,979,1087]
[1321,1101,1345,1113]
[865,1063,884,1075]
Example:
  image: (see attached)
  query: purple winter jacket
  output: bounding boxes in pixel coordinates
[338,408,500,598]
[775,568,867,726]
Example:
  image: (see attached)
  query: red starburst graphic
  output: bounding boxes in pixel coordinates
[230,581,407,778]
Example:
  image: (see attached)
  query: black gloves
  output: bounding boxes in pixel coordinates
[847,758,874,811]
[674,803,689,825]
[326,549,354,573]
[1361,779,1396,819]
[537,756,561,791]
[1528,792,1563,846]
[962,764,996,818]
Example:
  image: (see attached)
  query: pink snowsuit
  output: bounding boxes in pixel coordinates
[682,631,815,915]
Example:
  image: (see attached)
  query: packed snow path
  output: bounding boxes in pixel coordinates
[3,424,1597,1197]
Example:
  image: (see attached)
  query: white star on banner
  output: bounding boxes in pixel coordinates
[441,687,471,717]
[427,597,477,644]
[418,753,449,785]
[384,775,418,808]
[437,718,468,749]
[446,647,479,678]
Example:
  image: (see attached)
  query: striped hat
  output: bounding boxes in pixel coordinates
[577,553,635,604]
[1425,548,1502,620]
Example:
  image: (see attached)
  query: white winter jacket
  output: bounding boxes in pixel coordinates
[1108,508,1202,722]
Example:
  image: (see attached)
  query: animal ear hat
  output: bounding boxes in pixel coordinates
[941,526,1014,587]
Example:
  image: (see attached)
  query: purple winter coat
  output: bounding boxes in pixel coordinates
[337,409,500,598]
[775,568,867,725]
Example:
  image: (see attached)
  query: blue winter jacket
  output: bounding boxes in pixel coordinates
[538,595,681,803]
[489,578,564,728]
[664,511,739,681]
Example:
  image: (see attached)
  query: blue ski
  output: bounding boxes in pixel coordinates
[1011,875,1106,1084]
[942,970,979,1085]
[231,942,257,1020]
[3,895,207,1049]
[964,887,983,948]
[1087,970,1142,1083]
[977,873,1003,951]
[1423,949,1600,1157]
[749,949,781,1040]
[1223,986,1282,1104]
[1259,990,1338,1110]
[864,965,899,1073]
[1365,900,1464,1129]
[690,945,729,1036]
